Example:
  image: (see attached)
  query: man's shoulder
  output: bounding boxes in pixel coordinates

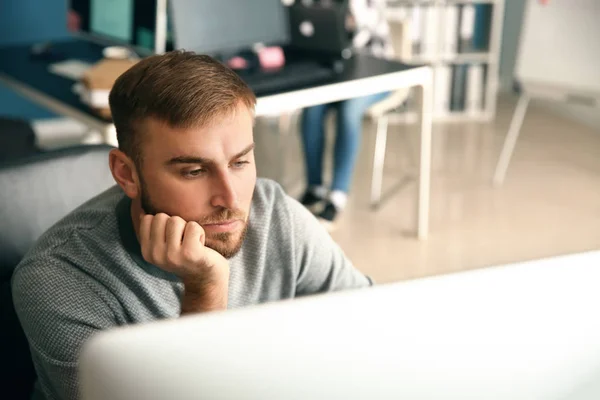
[38,185,124,242]
[249,178,316,231]
[251,178,288,213]
[254,178,285,198]
[13,186,126,279]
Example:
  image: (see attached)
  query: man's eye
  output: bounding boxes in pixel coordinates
[232,161,250,169]
[182,169,205,178]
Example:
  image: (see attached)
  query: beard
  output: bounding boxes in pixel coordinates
[140,177,248,259]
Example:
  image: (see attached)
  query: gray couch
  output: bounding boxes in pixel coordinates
[0,144,115,399]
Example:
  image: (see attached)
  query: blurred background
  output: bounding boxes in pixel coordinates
[0,0,598,283]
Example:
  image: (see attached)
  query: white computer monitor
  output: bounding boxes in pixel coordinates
[80,251,600,400]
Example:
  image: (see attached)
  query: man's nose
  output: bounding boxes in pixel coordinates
[210,171,238,210]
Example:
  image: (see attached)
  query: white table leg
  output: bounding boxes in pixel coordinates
[493,95,530,186]
[370,115,389,208]
[416,80,434,240]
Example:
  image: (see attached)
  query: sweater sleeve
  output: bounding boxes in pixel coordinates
[12,259,119,400]
[284,195,372,295]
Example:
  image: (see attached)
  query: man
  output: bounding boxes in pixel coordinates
[12,51,371,400]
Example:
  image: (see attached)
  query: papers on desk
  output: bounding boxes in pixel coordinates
[72,83,110,108]
[82,89,110,109]
[48,60,93,81]
[73,58,137,115]
[50,59,111,111]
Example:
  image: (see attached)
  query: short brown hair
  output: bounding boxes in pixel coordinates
[109,51,256,165]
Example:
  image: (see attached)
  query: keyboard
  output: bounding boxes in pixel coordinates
[238,61,335,95]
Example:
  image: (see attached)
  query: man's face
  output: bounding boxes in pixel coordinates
[136,103,256,259]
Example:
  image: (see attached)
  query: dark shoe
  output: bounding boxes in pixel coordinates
[317,201,339,232]
[300,190,325,214]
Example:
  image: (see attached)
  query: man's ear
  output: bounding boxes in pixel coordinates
[109,149,140,199]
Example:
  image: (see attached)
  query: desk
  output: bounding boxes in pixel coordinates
[0,39,433,239]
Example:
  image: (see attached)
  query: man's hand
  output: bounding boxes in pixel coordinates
[139,213,229,313]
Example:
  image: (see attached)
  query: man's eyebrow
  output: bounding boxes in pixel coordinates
[232,143,255,160]
[165,143,255,166]
[166,155,209,166]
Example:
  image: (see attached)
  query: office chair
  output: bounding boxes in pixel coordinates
[0,145,115,399]
[365,18,413,208]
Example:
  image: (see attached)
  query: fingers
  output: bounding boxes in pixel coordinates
[150,213,169,244]
[183,221,206,249]
[139,214,153,259]
[180,222,207,269]
[139,213,219,279]
[166,216,186,250]
[146,213,169,263]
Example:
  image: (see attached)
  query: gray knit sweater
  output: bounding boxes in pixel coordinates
[12,178,371,400]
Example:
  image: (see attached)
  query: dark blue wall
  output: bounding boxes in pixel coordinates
[0,0,70,119]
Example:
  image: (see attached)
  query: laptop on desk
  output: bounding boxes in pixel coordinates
[287,0,352,61]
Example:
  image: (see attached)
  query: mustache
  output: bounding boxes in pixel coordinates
[198,208,246,225]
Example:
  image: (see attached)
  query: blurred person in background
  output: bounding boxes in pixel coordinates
[299,0,392,229]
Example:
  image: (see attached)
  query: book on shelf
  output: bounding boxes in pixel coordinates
[473,4,493,52]
[466,64,485,114]
[397,3,493,59]
[459,4,477,53]
[434,65,452,115]
[421,5,439,58]
[442,5,459,57]
[384,1,499,118]
[410,5,422,55]
[450,64,468,112]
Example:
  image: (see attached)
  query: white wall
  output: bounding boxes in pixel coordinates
[498,0,600,130]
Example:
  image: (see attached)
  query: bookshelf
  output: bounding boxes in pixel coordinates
[386,0,505,122]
